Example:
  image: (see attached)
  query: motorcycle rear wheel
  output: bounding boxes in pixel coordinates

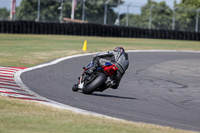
[82,73,107,94]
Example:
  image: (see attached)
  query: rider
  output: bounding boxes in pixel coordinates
[88,47,129,92]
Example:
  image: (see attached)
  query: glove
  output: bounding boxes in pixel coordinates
[85,69,93,74]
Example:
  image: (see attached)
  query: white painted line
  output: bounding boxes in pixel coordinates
[0,88,31,95]
[0,81,16,85]
[0,88,20,92]
[0,72,14,75]
[14,50,200,121]
[0,67,22,70]
[0,76,13,80]
[0,68,18,71]
[0,87,26,92]
[0,93,36,99]
[0,72,13,75]
[0,69,15,72]
[0,81,18,86]
[0,71,16,74]
[0,85,22,90]
[0,78,15,82]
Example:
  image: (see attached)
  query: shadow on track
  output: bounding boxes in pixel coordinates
[92,93,137,100]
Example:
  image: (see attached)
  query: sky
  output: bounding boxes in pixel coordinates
[122,0,181,8]
[0,0,182,14]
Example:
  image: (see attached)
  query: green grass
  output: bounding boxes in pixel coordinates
[0,34,200,133]
[0,34,200,67]
[0,95,198,133]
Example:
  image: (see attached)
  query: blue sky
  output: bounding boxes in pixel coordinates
[0,0,181,14]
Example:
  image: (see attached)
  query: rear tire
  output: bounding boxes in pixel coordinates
[82,73,107,94]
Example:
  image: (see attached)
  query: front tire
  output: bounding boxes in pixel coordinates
[72,84,79,92]
[82,73,107,94]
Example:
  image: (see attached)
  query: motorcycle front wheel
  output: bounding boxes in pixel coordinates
[82,73,107,94]
[72,83,79,92]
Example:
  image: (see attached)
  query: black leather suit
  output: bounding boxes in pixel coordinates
[92,50,129,90]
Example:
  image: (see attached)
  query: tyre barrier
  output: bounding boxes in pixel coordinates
[0,20,199,41]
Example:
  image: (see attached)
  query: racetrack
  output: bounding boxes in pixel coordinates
[20,51,200,132]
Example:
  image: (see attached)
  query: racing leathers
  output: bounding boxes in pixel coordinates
[91,50,129,91]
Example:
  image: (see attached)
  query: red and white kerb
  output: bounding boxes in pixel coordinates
[0,67,46,102]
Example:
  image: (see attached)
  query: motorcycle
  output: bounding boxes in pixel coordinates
[72,61,118,94]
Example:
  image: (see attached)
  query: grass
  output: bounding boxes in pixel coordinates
[0,34,200,133]
[0,34,200,67]
[0,95,198,133]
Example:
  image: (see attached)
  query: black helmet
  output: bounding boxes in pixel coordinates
[114,47,125,53]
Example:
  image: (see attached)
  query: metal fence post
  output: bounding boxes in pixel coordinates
[126,3,131,27]
[71,0,75,20]
[149,5,154,29]
[195,8,200,32]
[10,0,16,21]
[60,0,63,23]
[10,0,12,20]
[172,7,177,30]
[82,0,86,21]
[14,0,16,20]
[117,0,120,25]
[104,0,109,25]
[37,0,40,22]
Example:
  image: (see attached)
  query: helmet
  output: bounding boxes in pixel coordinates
[114,47,125,53]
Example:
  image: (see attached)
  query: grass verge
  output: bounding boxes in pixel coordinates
[0,34,200,67]
[0,95,198,133]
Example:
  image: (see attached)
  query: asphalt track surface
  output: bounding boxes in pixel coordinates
[21,52,200,132]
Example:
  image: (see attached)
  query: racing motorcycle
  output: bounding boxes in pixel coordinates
[72,61,118,94]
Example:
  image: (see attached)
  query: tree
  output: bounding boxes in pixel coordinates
[82,1,117,24]
[120,0,172,29]
[0,8,10,20]
[175,0,200,31]
[16,0,121,23]
[66,0,122,24]
[17,0,61,22]
[179,0,200,7]
[120,14,142,27]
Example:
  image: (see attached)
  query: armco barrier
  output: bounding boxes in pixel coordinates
[0,20,199,41]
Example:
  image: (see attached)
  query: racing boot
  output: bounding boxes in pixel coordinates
[98,80,116,92]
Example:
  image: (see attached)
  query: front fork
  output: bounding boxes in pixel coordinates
[78,76,85,90]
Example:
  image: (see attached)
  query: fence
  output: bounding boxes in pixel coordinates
[0,20,199,41]
[1,0,200,32]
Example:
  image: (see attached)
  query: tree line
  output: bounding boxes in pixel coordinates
[0,0,200,31]
[120,0,200,31]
